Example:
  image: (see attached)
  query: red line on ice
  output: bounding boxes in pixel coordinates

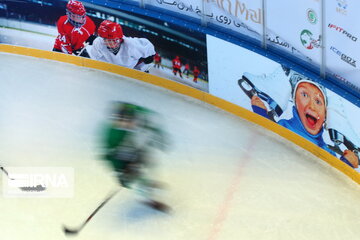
[206,137,254,240]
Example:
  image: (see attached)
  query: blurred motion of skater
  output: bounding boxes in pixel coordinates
[101,102,171,212]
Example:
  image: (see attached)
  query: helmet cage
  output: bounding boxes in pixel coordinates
[66,9,86,28]
[103,38,121,51]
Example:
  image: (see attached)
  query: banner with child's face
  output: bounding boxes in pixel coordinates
[207,34,360,170]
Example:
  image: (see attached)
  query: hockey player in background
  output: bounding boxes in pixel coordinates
[192,66,200,83]
[88,20,156,72]
[183,63,190,78]
[102,102,170,212]
[172,56,183,78]
[153,52,162,69]
[53,0,96,57]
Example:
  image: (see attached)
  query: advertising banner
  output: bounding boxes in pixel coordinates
[267,0,360,92]
[207,34,360,171]
[146,0,263,41]
[144,0,360,92]
[0,0,208,91]
[266,0,322,67]
[325,0,360,91]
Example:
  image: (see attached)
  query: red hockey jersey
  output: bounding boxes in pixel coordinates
[53,15,95,54]
[172,58,181,69]
[193,67,200,76]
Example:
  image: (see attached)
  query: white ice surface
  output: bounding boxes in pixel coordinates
[1,53,360,240]
[0,26,56,51]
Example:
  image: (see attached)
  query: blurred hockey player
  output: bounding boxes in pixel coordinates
[102,102,170,212]
[183,63,190,78]
[192,66,200,83]
[172,56,183,78]
[88,20,156,72]
[153,53,162,69]
[53,0,96,57]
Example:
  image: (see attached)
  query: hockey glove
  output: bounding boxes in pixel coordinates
[60,43,73,55]
[86,35,97,45]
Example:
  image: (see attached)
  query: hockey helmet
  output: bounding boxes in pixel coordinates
[98,20,123,39]
[66,0,86,28]
[117,103,136,122]
[98,20,123,50]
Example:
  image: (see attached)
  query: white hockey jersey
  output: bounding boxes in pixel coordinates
[88,36,155,71]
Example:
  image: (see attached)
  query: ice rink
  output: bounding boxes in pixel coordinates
[1,52,360,240]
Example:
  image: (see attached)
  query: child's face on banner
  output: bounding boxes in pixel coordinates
[295,82,326,135]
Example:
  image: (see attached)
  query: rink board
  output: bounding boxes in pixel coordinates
[0,43,358,184]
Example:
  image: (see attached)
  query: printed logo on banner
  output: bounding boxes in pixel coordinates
[300,29,321,49]
[307,9,318,24]
[156,0,263,25]
[217,0,263,24]
[328,24,357,42]
[336,0,348,15]
[267,35,313,62]
[330,46,357,67]
[333,73,347,82]
[202,0,263,24]
[333,74,360,92]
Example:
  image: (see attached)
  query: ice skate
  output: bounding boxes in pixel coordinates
[143,200,171,213]
[326,92,360,156]
[239,66,292,119]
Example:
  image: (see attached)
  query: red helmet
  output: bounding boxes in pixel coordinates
[98,20,123,39]
[66,1,86,27]
[66,0,85,16]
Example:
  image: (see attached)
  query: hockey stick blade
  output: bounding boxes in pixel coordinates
[62,189,120,236]
[63,225,80,236]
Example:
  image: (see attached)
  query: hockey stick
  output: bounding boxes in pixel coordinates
[0,165,15,180]
[72,42,90,57]
[63,189,121,236]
